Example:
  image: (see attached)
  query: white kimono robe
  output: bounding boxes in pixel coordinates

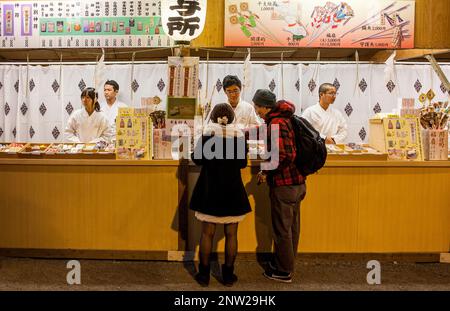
[302,103,348,143]
[64,109,113,143]
[100,100,128,137]
[228,99,262,129]
[100,100,128,126]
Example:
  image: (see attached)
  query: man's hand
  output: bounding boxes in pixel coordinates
[257,171,267,185]
[325,136,335,144]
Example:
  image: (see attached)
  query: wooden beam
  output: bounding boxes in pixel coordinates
[370,50,395,63]
[232,48,247,59]
[371,49,450,63]
[173,44,191,57]
[424,54,450,91]
[395,49,450,61]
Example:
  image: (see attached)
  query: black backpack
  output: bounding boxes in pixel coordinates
[290,115,327,176]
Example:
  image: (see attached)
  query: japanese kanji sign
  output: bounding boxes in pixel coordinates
[224,0,415,49]
[162,0,207,42]
[0,0,173,49]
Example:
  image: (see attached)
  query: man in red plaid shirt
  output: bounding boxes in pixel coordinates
[252,89,307,283]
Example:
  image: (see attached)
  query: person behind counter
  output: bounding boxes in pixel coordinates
[190,103,251,287]
[222,75,262,129]
[100,80,128,131]
[302,82,348,144]
[64,87,113,143]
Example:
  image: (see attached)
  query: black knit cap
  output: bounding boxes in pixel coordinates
[252,89,276,108]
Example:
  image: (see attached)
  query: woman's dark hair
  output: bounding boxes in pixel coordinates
[210,103,235,125]
[81,87,101,112]
[104,80,120,91]
[222,75,242,90]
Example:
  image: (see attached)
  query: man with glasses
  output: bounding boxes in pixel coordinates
[302,83,348,144]
[221,75,262,128]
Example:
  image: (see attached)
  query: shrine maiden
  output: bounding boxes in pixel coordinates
[64,87,113,143]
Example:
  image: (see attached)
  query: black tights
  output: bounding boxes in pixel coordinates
[199,222,239,267]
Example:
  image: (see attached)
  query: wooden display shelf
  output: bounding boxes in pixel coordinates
[0,143,27,158]
[18,143,52,158]
[327,153,388,161]
[0,158,181,166]
[44,152,116,160]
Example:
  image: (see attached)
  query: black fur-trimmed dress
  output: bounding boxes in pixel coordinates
[189,123,251,223]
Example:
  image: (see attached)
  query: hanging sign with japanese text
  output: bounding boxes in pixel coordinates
[166,56,199,120]
[0,0,173,49]
[224,0,415,49]
[161,0,207,42]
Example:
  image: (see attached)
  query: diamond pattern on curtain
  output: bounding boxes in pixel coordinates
[0,63,448,143]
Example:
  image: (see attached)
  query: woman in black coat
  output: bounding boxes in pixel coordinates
[190,103,251,287]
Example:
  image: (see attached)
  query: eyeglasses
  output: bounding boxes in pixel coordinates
[325,92,338,96]
[225,89,240,95]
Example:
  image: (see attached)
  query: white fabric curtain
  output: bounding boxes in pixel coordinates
[1,66,20,142]
[0,63,449,143]
[201,63,302,112]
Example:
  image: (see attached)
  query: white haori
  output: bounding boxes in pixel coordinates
[64,109,113,143]
[100,100,128,126]
[228,99,263,129]
[302,103,348,143]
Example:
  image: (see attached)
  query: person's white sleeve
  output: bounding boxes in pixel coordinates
[90,118,113,143]
[332,113,348,144]
[249,108,263,127]
[302,108,326,140]
[110,118,117,139]
[64,116,81,143]
[301,108,312,122]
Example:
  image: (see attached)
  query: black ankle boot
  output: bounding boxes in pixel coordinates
[222,264,238,287]
[195,264,210,287]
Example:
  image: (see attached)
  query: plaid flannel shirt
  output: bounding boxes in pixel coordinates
[263,101,305,187]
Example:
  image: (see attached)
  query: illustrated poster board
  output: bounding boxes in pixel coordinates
[383,117,423,161]
[224,0,415,49]
[116,107,152,160]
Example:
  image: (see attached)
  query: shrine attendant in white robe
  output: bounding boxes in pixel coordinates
[302,83,348,144]
[221,75,262,129]
[64,87,113,143]
[99,80,128,137]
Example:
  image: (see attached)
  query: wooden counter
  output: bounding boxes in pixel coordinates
[0,159,184,260]
[188,159,450,254]
[0,158,449,259]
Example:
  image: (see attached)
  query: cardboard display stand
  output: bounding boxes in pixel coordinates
[422,129,448,160]
[116,108,152,160]
[369,116,423,161]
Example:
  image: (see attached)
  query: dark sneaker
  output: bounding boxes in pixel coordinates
[263,269,292,283]
[268,261,276,271]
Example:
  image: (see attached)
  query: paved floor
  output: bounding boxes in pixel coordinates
[0,256,449,291]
